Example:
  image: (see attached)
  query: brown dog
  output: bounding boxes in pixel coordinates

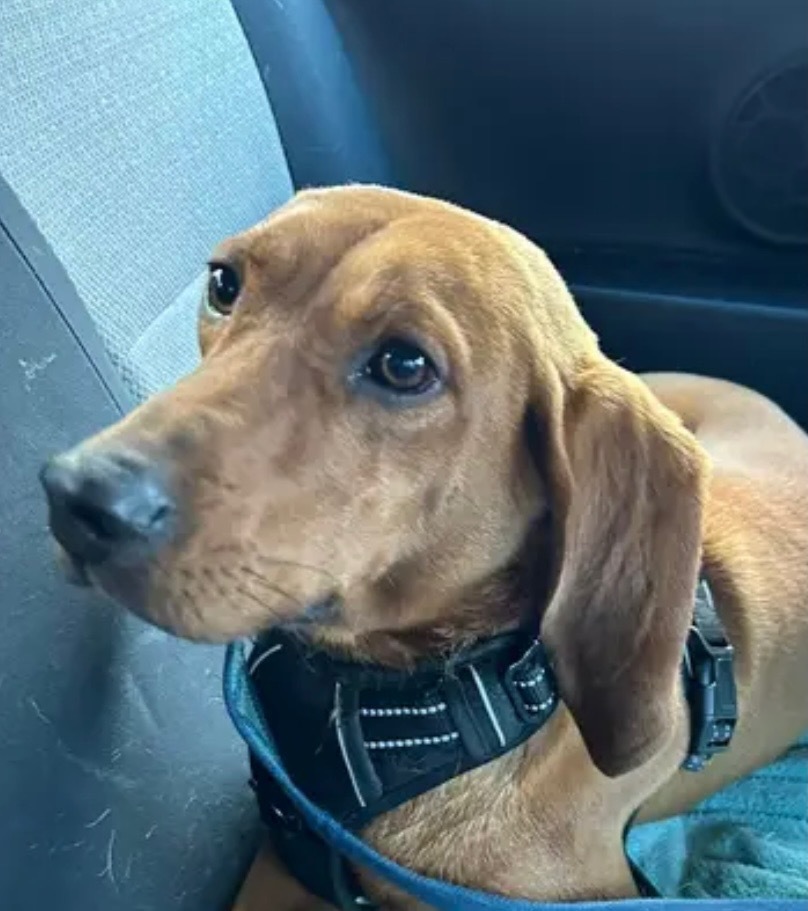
[41,187,808,909]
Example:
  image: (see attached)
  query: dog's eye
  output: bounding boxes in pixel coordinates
[363,339,439,396]
[207,264,240,315]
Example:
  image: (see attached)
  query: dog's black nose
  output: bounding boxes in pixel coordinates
[40,449,175,564]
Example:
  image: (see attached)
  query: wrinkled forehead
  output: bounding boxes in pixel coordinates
[211,189,428,267]
[213,188,507,322]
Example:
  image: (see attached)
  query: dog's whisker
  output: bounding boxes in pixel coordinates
[234,578,304,612]
[233,583,294,619]
[203,546,340,588]
[149,558,323,622]
[240,561,339,595]
[249,557,340,587]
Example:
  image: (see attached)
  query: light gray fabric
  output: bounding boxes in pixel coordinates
[0,0,293,400]
[123,271,206,400]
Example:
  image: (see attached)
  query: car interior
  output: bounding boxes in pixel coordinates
[1,2,806,909]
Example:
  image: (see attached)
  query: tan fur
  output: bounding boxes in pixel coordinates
[50,188,808,908]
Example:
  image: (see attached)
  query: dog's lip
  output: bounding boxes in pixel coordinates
[289,595,342,628]
[55,546,92,587]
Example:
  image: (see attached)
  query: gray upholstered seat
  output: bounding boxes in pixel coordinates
[0,2,293,909]
[0,0,292,403]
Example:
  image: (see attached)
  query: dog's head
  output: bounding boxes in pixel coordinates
[41,187,706,776]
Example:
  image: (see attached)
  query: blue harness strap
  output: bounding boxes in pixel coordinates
[223,641,801,911]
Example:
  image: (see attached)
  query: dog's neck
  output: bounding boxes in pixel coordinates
[357,693,687,905]
[313,519,555,668]
[299,522,696,904]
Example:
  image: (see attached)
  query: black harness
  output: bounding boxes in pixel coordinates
[246,579,738,908]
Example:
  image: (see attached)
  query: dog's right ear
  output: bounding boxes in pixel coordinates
[528,359,707,777]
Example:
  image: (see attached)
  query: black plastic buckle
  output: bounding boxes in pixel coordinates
[682,625,738,771]
[504,639,558,725]
[329,849,378,910]
[255,771,376,910]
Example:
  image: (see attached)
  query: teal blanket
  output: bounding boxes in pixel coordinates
[628,741,808,898]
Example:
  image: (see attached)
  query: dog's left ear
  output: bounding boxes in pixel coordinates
[531,359,708,777]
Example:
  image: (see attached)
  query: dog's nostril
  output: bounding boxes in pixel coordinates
[149,503,171,529]
[40,449,176,563]
[72,500,122,542]
[72,496,170,543]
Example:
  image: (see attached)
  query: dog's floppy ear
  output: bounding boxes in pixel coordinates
[533,359,708,777]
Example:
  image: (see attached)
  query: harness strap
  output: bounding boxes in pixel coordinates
[233,578,739,908]
[682,581,738,771]
[246,628,557,832]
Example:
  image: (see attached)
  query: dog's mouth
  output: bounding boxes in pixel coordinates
[54,544,92,587]
[52,541,155,622]
[53,537,344,642]
[297,595,342,626]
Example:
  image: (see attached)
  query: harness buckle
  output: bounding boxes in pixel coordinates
[682,624,738,771]
[504,639,558,725]
[329,849,378,910]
